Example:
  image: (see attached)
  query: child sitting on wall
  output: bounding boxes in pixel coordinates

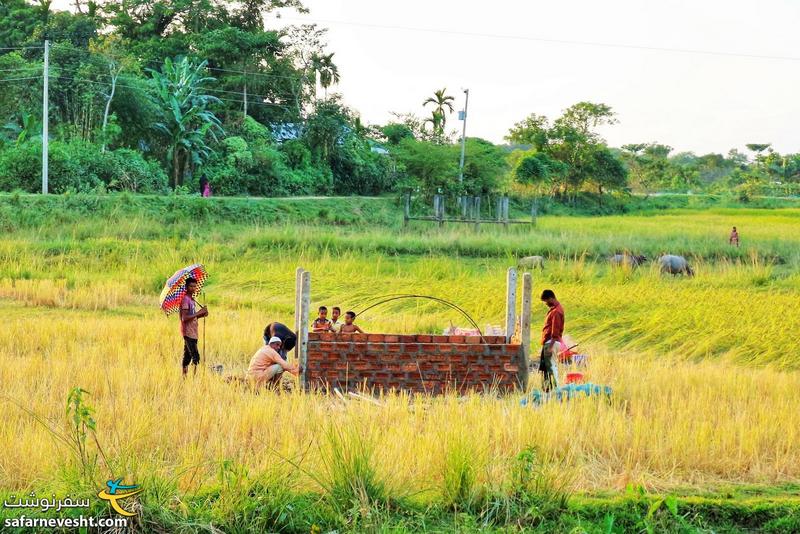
[338,311,365,334]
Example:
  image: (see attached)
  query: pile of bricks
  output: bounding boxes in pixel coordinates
[305,332,523,395]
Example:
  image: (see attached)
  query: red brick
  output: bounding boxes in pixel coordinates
[308,333,322,341]
[455,345,472,353]
[307,350,324,360]
[403,343,420,353]
[447,335,466,343]
[319,342,335,351]
[394,353,413,362]
[429,335,447,343]
[488,344,505,353]
[366,342,385,353]
[367,334,385,342]
[465,336,482,345]
[399,335,416,343]
[417,335,432,343]
[351,361,370,370]
[334,362,349,371]
[419,343,438,353]
[350,334,367,342]
[437,344,454,354]
[434,363,452,372]
[386,343,402,353]
[401,363,418,372]
[416,361,433,371]
[384,335,399,343]
[373,372,390,380]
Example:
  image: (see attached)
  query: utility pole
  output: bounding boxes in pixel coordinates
[42,39,49,194]
[458,88,469,184]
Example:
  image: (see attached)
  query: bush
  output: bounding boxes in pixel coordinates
[0,140,167,193]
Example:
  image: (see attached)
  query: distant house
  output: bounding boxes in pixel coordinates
[271,122,391,156]
[270,123,305,143]
[369,140,389,155]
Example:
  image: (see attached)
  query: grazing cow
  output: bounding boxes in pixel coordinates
[610,254,647,268]
[659,255,694,276]
[518,255,545,270]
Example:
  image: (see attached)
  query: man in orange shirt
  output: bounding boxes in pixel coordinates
[247,337,300,389]
[539,289,564,392]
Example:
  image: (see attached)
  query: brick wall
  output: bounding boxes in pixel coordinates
[305,332,523,395]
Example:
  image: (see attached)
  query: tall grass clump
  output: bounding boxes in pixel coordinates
[315,424,390,522]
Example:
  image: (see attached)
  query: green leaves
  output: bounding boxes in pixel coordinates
[148,56,224,188]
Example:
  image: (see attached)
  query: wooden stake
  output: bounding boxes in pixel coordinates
[403,193,411,227]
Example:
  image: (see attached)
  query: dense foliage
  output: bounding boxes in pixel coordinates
[0,1,796,199]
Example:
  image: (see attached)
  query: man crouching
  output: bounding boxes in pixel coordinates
[247,336,300,390]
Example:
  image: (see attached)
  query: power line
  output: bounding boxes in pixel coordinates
[48,74,294,109]
[44,64,298,101]
[281,16,800,63]
[206,66,308,83]
[0,76,42,83]
[0,67,41,73]
[0,45,44,51]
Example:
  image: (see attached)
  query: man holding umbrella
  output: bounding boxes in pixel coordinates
[180,277,208,376]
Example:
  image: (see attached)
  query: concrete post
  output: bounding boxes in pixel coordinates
[294,267,304,357]
[520,272,532,391]
[299,270,311,389]
[505,267,517,342]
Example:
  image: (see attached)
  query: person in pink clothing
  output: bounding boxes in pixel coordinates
[180,277,208,377]
[729,226,739,247]
[199,175,212,198]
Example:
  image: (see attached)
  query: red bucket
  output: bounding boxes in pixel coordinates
[565,373,584,384]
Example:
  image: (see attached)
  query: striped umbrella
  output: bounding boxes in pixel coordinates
[159,264,208,316]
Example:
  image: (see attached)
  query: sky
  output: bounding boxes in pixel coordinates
[52,0,800,154]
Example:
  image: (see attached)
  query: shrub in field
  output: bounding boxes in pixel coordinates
[0,141,167,193]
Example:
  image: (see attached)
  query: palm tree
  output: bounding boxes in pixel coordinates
[423,110,444,135]
[423,88,455,134]
[148,57,224,189]
[311,52,340,98]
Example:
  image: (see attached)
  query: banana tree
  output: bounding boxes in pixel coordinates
[148,57,224,189]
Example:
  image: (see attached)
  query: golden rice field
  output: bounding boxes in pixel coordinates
[2,203,800,530]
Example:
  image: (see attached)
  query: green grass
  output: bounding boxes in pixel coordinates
[2,193,800,532]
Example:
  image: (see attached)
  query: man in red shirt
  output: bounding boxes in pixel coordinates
[539,289,564,392]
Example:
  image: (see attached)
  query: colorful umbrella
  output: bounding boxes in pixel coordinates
[159,264,208,316]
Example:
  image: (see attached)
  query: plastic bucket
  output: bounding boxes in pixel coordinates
[566,372,584,384]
